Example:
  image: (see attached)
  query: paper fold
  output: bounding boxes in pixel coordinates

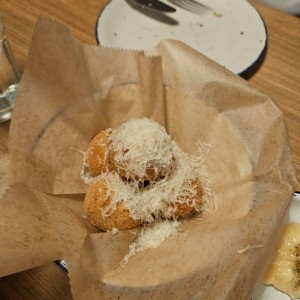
[1,16,296,299]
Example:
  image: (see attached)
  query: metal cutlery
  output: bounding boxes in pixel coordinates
[130,0,211,18]
[126,0,179,25]
[167,0,211,15]
[132,0,177,13]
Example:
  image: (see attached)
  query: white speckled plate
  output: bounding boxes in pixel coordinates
[251,193,300,300]
[96,0,267,74]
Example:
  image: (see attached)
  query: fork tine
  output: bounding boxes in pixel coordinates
[167,0,211,15]
[184,0,210,11]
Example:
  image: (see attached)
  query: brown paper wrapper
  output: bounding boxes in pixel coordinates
[2,16,297,299]
[0,183,63,277]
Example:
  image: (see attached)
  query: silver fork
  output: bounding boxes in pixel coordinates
[166,0,211,15]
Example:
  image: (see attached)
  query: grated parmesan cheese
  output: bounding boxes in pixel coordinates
[120,220,180,266]
[82,118,215,223]
[110,227,119,235]
[237,243,264,254]
[91,140,214,224]
[108,118,174,181]
[82,118,215,261]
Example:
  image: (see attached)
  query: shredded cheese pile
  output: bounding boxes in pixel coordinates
[97,140,214,223]
[81,118,215,262]
[108,118,174,181]
[120,220,180,266]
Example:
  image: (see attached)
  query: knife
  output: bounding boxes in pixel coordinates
[126,0,179,25]
[132,0,177,13]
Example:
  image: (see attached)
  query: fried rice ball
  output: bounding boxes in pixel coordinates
[86,129,115,176]
[173,180,203,218]
[86,119,175,182]
[86,128,168,181]
[110,150,170,182]
[108,118,174,182]
[83,178,142,231]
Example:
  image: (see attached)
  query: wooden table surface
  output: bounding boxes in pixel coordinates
[0,1,299,299]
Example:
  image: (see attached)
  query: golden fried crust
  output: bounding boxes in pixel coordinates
[87,131,163,181]
[110,149,173,181]
[174,181,203,217]
[83,179,142,231]
[86,130,115,176]
[115,161,163,182]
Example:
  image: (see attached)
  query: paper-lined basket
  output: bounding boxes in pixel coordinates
[0,16,296,299]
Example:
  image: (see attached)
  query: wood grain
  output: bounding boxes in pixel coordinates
[248,5,300,190]
[0,1,299,299]
[0,0,108,71]
[0,1,299,189]
[0,263,72,300]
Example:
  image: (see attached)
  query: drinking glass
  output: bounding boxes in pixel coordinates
[0,15,20,122]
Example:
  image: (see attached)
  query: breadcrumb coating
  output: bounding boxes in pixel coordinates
[83,118,213,232]
[107,118,174,182]
[83,177,142,231]
[86,129,114,176]
[173,180,203,217]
